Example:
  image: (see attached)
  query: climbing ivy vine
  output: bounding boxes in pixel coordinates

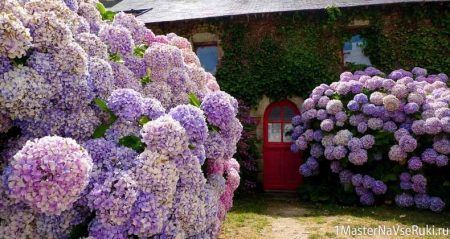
[215,3,450,106]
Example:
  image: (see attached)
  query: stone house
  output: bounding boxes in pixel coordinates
[106,0,449,191]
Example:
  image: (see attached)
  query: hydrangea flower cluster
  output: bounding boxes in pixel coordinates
[0,0,242,238]
[291,66,449,212]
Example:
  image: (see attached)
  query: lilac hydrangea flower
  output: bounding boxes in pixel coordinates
[7,136,93,215]
[107,88,144,121]
[169,105,208,144]
[421,148,438,164]
[372,180,387,195]
[201,91,238,130]
[408,156,423,171]
[330,161,342,173]
[351,174,363,187]
[348,149,368,165]
[433,138,450,155]
[414,194,430,209]
[141,115,189,157]
[395,193,414,207]
[360,193,375,206]
[339,170,353,185]
[326,100,343,115]
[429,197,445,213]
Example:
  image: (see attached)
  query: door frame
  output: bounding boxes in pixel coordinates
[263,100,302,191]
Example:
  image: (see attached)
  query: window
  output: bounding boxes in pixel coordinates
[343,35,371,66]
[267,105,295,143]
[196,44,218,75]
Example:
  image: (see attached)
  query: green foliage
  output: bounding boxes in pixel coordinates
[216,4,449,106]
[118,135,146,153]
[96,2,116,21]
[326,5,343,23]
[91,98,117,138]
[109,53,123,63]
[140,75,152,85]
[133,44,149,58]
[138,115,151,126]
[361,5,450,74]
[188,93,201,108]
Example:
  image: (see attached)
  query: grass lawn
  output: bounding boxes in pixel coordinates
[219,194,450,239]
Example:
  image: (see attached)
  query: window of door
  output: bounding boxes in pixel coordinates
[266,103,296,144]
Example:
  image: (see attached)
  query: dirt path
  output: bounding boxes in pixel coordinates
[264,199,311,239]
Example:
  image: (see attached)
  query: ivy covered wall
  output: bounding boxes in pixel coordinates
[148,2,450,106]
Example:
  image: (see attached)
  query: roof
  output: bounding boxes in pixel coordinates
[109,0,447,23]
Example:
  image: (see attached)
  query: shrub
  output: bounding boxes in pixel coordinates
[0,0,242,238]
[291,67,450,212]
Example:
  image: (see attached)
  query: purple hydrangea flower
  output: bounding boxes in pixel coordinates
[388,145,407,162]
[169,105,208,144]
[383,121,398,132]
[360,193,375,206]
[404,103,419,114]
[326,100,343,115]
[408,157,423,171]
[433,138,450,155]
[435,155,449,167]
[339,170,353,184]
[360,135,375,149]
[320,119,334,132]
[362,175,375,189]
[7,136,93,215]
[414,194,431,209]
[348,149,368,165]
[398,135,417,153]
[292,115,302,126]
[421,148,438,164]
[201,91,237,130]
[107,88,144,121]
[330,161,342,173]
[372,180,387,195]
[395,193,414,207]
[429,197,445,212]
[141,115,189,157]
[333,146,348,160]
[310,144,324,158]
[351,174,363,187]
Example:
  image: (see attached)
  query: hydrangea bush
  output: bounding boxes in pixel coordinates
[0,0,242,238]
[291,66,449,212]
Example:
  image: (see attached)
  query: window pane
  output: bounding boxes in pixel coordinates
[269,106,281,121]
[283,123,293,142]
[196,46,218,74]
[283,106,295,121]
[343,35,371,66]
[268,123,282,142]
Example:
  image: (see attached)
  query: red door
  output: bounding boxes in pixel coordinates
[263,100,303,191]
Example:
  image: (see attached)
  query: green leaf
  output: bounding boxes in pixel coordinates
[188,144,196,150]
[133,44,149,58]
[109,53,123,63]
[92,123,111,139]
[188,93,201,107]
[96,2,116,21]
[118,135,145,153]
[207,124,220,133]
[381,173,397,182]
[12,55,29,66]
[141,75,152,85]
[103,11,116,21]
[93,98,110,113]
[138,116,150,126]
[96,2,107,14]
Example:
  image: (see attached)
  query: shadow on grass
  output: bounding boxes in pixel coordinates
[230,193,450,228]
